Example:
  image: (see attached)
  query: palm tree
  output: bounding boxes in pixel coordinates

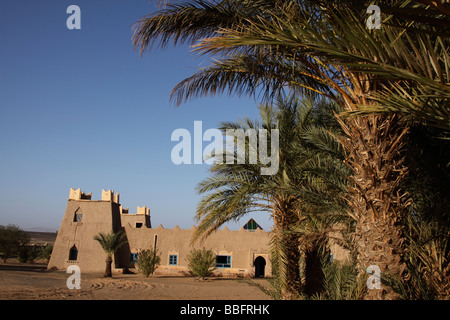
[194,97,300,299]
[93,231,128,277]
[133,0,449,299]
[39,245,53,264]
[194,95,350,299]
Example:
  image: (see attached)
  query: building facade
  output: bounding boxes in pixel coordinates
[48,188,272,278]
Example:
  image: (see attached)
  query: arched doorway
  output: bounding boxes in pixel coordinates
[68,245,78,261]
[254,256,266,278]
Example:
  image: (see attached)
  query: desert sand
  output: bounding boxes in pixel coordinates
[0,261,273,300]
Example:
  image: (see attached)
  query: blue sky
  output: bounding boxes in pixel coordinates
[0,1,272,232]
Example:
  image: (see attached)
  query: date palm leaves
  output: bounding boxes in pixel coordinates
[134,0,449,130]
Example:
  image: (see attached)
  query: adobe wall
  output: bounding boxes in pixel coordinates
[120,224,272,278]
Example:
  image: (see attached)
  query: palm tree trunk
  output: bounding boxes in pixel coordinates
[271,196,301,300]
[104,256,113,277]
[339,113,410,300]
[356,213,406,299]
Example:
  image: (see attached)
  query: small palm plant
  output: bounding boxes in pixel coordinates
[136,249,161,277]
[186,248,216,280]
[93,231,127,277]
[39,245,53,264]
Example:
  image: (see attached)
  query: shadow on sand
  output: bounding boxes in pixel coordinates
[0,262,48,272]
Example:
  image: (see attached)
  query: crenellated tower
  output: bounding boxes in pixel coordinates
[48,188,151,272]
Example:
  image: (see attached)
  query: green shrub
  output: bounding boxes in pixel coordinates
[187,248,216,279]
[18,246,39,263]
[136,249,161,277]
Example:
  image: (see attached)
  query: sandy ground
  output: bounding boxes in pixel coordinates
[0,261,273,300]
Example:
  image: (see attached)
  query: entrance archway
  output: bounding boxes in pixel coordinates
[254,256,266,278]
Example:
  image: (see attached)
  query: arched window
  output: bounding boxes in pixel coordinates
[73,209,83,222]
[69,245,78,261]
[130,252,139,263]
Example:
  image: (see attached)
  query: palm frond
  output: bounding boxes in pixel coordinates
[93,231,127,256]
